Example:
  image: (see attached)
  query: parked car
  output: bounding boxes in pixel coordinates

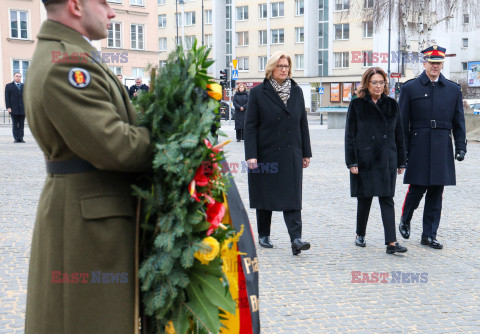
[219,101,235,120]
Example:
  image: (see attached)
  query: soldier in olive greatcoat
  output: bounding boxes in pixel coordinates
[24,0,152,333]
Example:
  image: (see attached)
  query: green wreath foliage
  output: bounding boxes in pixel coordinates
[133,42,236,334]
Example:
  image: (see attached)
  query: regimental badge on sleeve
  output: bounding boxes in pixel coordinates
[68,67,91,88]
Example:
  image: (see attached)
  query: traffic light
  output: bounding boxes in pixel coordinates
[219,69,228,87]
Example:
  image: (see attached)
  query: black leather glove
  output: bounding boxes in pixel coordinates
[455,150,465,161]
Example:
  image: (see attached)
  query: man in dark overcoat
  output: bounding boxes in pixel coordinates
[5,72,26,143]
[129,77,149,98]
[398,45,467,249]
[24,0,152,332]
[244,52,312,255]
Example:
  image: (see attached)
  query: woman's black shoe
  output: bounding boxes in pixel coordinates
[259,236,273,248]
[355,236,366,247]
[386,242,408,254]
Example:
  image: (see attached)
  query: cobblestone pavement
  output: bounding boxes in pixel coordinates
[1,121,479,333]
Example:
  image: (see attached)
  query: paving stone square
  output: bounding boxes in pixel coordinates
[0,120,479,333]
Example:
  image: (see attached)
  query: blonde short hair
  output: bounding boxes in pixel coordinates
[265,51,292,80]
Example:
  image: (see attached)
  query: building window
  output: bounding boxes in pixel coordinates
[132,68,144,77]
[295,54,304,70]
[108,0,122,3]
[158,14,166,28]
[159,61,167,69]
[363,51,373,66]
[363,21,373,38]
[238,57,249,71]
[364,0,373,8]
[463,14,469,24]
[109,66,122,75]
[205,10,212,24]
[295,27,304,43]
[271,2,284,18]
[158,0,165,4]
[335,0,349,11]
[237,32,249,46]
[12,60,29,83]
[10,10,29,39]
[259,30,267,45]
[462,62,468,70]
[131,24,144,50]
[462,38,468,47]
[185,12,196,26]
[271,29,284,44]
[259,3,267,19]
[334,52,349,68]
[334,24,349,40]
[159,37,167,51]
[295,0,304,15]
[108,22,122,48]
[237,6,248,21]
[205,34,212,48]
[130,0,144,6]
[175,13,182,26]
[185,36,195,49]
[259,56,267,71]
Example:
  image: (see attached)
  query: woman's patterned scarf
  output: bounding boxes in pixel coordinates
[269,77,291,105]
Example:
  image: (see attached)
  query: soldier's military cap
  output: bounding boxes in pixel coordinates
[420,45,446,62]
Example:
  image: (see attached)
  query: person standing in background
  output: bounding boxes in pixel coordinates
[129,77,149,98]
[233,83,248,142]
[5,72,25,143]
[116,74,129,93]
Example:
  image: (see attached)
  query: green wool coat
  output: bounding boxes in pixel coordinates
[24,20,152,334]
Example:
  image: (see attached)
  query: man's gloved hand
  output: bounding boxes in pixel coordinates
[455,150,466,161]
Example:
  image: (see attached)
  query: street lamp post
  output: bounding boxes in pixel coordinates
[176,0,184,46]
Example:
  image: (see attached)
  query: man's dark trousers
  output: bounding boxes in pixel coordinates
[402,185,444,239]
[12,115,25,142]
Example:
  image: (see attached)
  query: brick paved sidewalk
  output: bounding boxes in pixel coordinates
[1,123,479,333]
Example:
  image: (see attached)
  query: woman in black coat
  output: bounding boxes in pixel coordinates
[345,67,408,254]
[233,83,248,142]
[245,51,312,256]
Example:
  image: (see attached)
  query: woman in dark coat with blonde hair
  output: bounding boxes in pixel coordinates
[345,67,408,254]
[245,51,312,256]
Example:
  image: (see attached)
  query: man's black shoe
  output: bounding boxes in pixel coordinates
[20,140,25,143]
[399,217,410,239]
[421,237,443,249]
[386,242,408,254]
[291,238,310,255]
[259,236,273,248]
[355,235,366,247]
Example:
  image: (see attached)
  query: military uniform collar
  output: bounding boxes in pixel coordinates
[420,71,446,86]
[37,20,97,53]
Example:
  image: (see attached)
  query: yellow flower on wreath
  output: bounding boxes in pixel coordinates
[194,236,220,265]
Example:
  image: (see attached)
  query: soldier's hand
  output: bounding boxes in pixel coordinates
[7,108,11,114]
[350,166,358,174]
[455,150,465,161]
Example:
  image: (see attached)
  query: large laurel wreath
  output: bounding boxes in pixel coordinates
[133,42,239,334]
